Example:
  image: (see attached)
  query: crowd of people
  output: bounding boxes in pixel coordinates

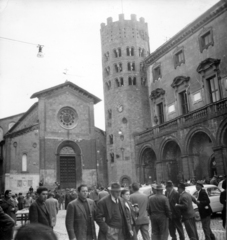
[0,176,226,240]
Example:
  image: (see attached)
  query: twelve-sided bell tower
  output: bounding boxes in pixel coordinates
[100,14,151,185]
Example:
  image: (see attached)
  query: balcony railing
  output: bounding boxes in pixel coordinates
[136,98,227,142]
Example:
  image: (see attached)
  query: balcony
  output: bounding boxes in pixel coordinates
[135,98,227,144]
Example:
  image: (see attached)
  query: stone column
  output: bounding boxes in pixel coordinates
[212,146,227,175]
[181,155,190,181]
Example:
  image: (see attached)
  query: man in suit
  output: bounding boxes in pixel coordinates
[195,181,215,240]
[29,187,51,227]
[165,180,185,240]
[175,183,199,240]
[130,182,150,240]
[45,191,59,228]
[66,184,103,240]
[0,205,15,240]
[147,184,171,240]
[97,182,132,240]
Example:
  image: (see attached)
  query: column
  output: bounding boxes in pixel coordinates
[181,155,190,181]
[212,146,227,175]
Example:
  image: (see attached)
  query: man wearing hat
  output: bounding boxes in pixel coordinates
[165,180,185,240]
[147,184,171,240]
[195,181,215,240]
[97,182,132,240]
[176,183,199,240]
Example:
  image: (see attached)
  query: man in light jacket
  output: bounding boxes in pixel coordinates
[45,191,59,228]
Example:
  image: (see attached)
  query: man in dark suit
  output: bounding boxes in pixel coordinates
[176,183,199,240]
[195,181,215,240]
[29,187,51,227]
[66,184,102,240]
[130,182,150,240]
[165,180,185,240]
[97,182,132,240]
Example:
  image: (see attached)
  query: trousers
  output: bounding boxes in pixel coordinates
[150,215,169,240]
[106,227,124,240]
[135,224,149,240]
[201,216,215,240]
[183,218,199,240]
[169,218,185,240]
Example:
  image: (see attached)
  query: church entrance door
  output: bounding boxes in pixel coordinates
[59,156,76,189]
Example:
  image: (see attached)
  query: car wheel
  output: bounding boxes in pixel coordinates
[194,209,201,221]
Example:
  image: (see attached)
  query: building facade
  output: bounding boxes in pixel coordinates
[100,14,151,186]
[135,0,227,184]
[0,81,107,193]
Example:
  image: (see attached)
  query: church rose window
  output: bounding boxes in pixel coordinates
[58,107,78,129]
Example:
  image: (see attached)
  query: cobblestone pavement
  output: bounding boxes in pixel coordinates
[52,210,226,240]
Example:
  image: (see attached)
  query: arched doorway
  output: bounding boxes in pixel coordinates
[162,141,182,184]
[188,132,213,180]
[57,141,82,189]
[140,148,156,184]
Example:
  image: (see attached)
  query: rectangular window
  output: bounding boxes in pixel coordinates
[199,29,214,52]
[157,102,164,124]
[109,135,113,144]
[22,154,27,172]
[153,66,161,81]
[207,76,220,103]
[174,50,185,68]
[179,90,189,115]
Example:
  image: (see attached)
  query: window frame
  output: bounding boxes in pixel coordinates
[22,153,28,172]
[179,90,189,115]
[199,27,214,53]
[152,63,162,82]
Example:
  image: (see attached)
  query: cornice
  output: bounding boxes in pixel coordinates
[145,1,227,66]
[5,124,39,139]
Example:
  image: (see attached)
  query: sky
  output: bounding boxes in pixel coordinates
[0,0,219,130]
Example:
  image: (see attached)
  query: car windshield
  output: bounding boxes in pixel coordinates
[206,187,220,197]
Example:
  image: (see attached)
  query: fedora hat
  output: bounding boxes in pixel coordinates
[166,180,173,187]
[108,182,122,191]
[155,184,164,190]
[196,180,204,187]
[178,182,186,190]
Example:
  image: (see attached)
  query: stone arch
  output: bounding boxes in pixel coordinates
[216,118,227,147]
[138,145,157,184]
[185,127,215,180]
[160,138,182,184]
[56,140,82,189]
[120,175,131,187]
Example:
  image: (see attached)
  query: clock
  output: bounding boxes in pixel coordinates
[117,105,123,113]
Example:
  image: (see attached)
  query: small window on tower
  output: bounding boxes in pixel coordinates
[128,62,135,71]
[109,134,114,144]
[105,66,110,76]
[115,63,122,73]
[139,48,145,57]
[110,153,114,163]
[141,77,146,86]
[108,109,112,119]
[120,77,124,86]
[114,48,121,58]
[126,47,134,56]
[104,51,109,61]
[106,81,111,90]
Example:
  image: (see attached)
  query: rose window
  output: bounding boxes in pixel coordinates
[58,107,78,129]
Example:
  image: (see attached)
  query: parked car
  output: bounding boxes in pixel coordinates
[218,180,224,192]
[185,184,223,221]
[139,185,153,196]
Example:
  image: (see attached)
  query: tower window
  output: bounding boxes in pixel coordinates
[110,153,114,163]
[153,65,162,81]
[109,134,113,144]
[104,51,109,61]
[141,77,146,86]
[179,90,189,115]
[115,78,124,87]
[108,109,112,119]
[174,50,185,68]
[128,62,135,71]
[126,47,134,56]
[157,102,164,124]
[106,81,111,90]
[207,76,220,103]
[115,63,122,73]
[114,48,121,58]
[139,48,145,57]
[105,66,110,76]
[128,77,136,86]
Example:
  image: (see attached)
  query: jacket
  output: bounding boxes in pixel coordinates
[0,197,18,221]
[97,195,131,240]
[65,197,101,240]
[196,189,212,219]
[45,197,59,227]
[165,188,181,218]
[29,200,51,227]
[130,191,149,225]
[176,191,196,221]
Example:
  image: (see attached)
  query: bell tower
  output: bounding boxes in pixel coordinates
[100,14,151,185]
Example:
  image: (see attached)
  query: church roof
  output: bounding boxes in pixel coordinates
[30,81,101,104]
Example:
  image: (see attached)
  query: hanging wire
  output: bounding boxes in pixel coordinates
[0,36,42,46]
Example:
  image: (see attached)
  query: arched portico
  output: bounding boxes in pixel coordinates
[56,141,82,189]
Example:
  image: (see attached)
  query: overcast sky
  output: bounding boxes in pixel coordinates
[0,0,219,130]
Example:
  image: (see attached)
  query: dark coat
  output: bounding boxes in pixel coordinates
[130,191,149,225]
[0,206,15,240]
[165,189,181,219]
[29,200,51,227]
[97,195,131,240]
[176,191,196,221]
[197,189,212,219]
[65,198,99,240]
[1,197,18,221]
[220,190,226,228]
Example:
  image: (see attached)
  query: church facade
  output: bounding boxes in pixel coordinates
[0,81,107,193]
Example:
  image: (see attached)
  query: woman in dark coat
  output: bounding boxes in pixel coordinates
[121,189,138,240]
[220,179,226,228]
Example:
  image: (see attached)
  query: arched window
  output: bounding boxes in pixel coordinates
[8,122,15,130]
[0,127,3,141]
[22,154,27,172]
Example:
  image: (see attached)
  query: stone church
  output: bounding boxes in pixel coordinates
[0,81,107,193]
